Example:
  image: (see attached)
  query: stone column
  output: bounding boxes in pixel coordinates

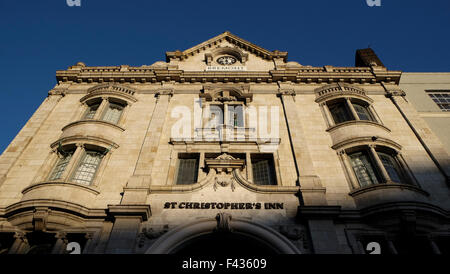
[8,232,29,254]
[105,205,151,254]
[118,104,131,128]
[51,232,68,254]
[280,92,326,205]
[82,232,95,254]
[297,206,341,254]
[368,145,391,183]
[93,97,109,120]
[345,97,359,120]
[246,152,253,182]
[338,150,360,189]
[124,92,171,202]
[320,102,335,127]
[62,143,84,181]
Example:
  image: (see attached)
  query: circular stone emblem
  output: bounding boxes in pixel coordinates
[217,56,237,65]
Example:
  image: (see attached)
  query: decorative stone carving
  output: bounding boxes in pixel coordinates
[32,207,50,232]
[279,226,309,249]
[215,213,232,233]
[213,171,236,192]
[138,225,169,248]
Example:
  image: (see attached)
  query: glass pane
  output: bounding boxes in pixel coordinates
[378,152,403,183]
[49,152,73,180]
[84,104,99,119]
[72,151,103,185]
[353,103,373,121]
[349,152,379,187]
[102,103,124,124]
[176,158,198,185]
[252,159,275,185]
[329,102,353,124]
[228,105,244,127]
[209,105,224,128]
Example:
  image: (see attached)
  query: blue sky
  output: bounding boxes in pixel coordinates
[1,0,449,153]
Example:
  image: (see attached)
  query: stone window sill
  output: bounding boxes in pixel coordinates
[22,181,100,195]
[349,183,429,197]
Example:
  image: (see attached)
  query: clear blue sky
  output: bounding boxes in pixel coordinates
[1,0,449,153]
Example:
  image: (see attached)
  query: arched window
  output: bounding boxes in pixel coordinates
[341,145,411,189]
[46,142,112,186]
[71,149,104,186]
[315,84,381,127]
[326,98,376,125]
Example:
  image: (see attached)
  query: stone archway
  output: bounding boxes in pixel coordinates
[146,214,301,254]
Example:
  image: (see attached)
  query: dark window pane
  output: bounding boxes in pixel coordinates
[228,105,244,127]
[49,151,74,180]
[349,151,379,187]
[84,103,100,119]
[176,158,199,185]
[72,150,103,185]
[252,155,276,185]
[329,102,354,124]
[102,102,124,124]
[378,152,403,183]
[352,103,373,121]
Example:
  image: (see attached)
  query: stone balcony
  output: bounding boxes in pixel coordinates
[60,119,124,146]
[328,120,393,149]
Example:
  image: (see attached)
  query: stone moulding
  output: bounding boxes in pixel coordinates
[61,119,125,133]
[21,181,100,196]
[326,120,390,134]
[0,199,107,219]
[331,136,402,151]
[107,204,151,222]
[146,216,301,254]
[50,135,119,150]
[349,183,430,197]
[148,165,299,194]
[233,169,300,194]
[314,83,373,104]
[148,169,216,193]
[87,83,136,96]
[80,90,137,105]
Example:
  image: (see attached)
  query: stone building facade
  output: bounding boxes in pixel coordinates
[0,32,449,254]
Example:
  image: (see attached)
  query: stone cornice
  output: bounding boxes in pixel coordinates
[56,66,401,85]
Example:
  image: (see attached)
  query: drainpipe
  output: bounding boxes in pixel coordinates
[278,91,304,205]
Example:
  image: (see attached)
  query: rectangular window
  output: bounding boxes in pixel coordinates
[349,151,379,187]
[208,105,224,128]
[84,103,100,119]
[71,150,103,185]
[329,102,354,124]
[102,102,124,124]
[228,105,244,127]
[427,92,450,111]
[352,103,374,121]
[251,154,277,185]
[175,154,199,185]
[48,151,74,180]
[377,152,404,183]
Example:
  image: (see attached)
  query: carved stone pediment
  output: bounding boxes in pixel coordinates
[205,153,245,173]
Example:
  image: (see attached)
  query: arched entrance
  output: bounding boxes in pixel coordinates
[146,215,301,254]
